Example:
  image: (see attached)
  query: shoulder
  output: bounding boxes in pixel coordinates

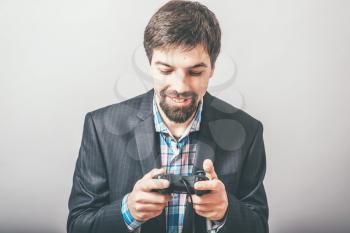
[204,92,263,143]
[90,92,147,119]
[84,90,152,134]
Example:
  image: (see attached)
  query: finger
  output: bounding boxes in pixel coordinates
[189,195,211,205]
[134,192,171,204]
[143,168,166,180]
[192,203,215,212]
[133,203,167,212]
[138,178,170,192]
[203,159,218,180]
[194,179,222,191]
[194,209,212,219]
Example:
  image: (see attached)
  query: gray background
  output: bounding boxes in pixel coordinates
[1,0,349,233]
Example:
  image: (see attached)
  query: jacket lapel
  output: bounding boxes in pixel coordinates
[134,89,161,173]
[134,89,165,233]
[134,115,161,173]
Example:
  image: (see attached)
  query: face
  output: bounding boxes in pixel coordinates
[150,43,214,123]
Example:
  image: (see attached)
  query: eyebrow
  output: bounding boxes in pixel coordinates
[154,61,208,69]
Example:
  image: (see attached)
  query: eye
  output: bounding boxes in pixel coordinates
[189,71,203,76]
[160,70,172,75]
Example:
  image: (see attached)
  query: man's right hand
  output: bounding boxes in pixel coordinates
[127,168,171,222]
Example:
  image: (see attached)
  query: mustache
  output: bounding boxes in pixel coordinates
[160,89,197,99]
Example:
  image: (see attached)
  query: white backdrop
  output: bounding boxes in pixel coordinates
[1,1,349,233]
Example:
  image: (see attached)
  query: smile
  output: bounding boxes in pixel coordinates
[168,96,191,104]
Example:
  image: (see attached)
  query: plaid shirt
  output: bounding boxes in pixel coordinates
[154,94,202,233]
[121,93,225,232]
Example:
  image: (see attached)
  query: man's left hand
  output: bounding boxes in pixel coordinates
[190,159,228,221]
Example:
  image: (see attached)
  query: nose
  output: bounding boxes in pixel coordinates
[171,70,189,92]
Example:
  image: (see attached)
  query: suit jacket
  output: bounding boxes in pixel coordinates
[67,88,269,233]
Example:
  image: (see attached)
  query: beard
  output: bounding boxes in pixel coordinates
[158,88,199,123]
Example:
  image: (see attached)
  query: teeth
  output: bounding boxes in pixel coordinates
[171,98,187,103]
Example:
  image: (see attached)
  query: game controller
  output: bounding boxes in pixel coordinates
[152,170,211,196]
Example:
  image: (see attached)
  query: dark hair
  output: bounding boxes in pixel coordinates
[143,0,221,67]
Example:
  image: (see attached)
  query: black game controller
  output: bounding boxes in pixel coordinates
[152,170,211,196]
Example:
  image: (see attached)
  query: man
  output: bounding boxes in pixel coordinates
[67,1,269,233]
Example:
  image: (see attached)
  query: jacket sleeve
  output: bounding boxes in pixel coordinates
[219,121,269,233]
[67,112,130,233]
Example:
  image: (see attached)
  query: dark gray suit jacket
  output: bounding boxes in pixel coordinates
[67,89,269,233]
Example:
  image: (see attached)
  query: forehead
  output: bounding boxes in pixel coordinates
[151,44,210,68]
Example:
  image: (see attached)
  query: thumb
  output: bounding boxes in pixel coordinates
[203,159,218,180]
[143,168,166,180]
